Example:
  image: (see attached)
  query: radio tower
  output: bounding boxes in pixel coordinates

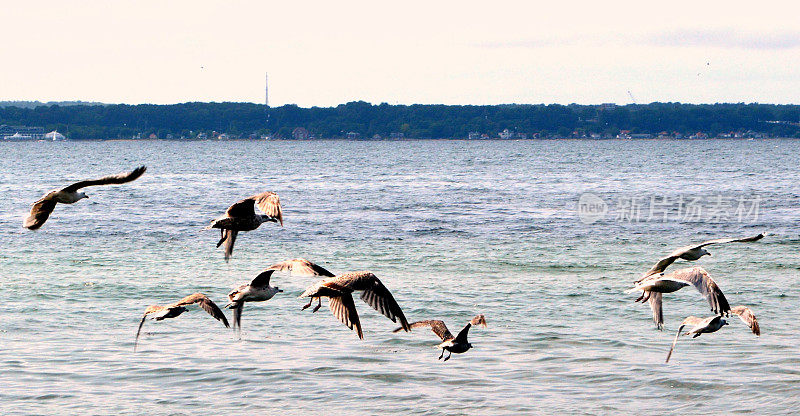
[265,72,270,132]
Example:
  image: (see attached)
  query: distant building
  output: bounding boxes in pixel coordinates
[292,127,310,140]
[468,132,481,140]
[499,129,513,140]
[346,132,360,140]
[197,132,208,140]
[217,133,229,140]
[44,130,66,141]
[389,132,404,139]
[0,124,45,140]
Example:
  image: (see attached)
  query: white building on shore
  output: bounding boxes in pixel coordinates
[44,130,66,141]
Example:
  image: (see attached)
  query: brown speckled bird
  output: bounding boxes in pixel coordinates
[205,191,283,261]
[134,293,229,351]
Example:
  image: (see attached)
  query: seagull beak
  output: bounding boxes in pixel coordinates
[278,289,284,293]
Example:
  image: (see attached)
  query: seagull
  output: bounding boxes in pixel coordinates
[299,271,410,339]
[393,314,487,361]
[626,266,730,329]
[24,166,147,230]
[134,293,229,351]
[266,258,335,311]
[638,233,764,281]
[665,305,760,362]
[206,191,283,261]
[225,269,283,336]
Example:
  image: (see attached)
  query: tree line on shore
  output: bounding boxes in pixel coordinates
[1,101,799,140]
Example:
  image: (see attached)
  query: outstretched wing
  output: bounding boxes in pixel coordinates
[453,323,472,344]
[24,193,58,230]
[232,302,244,332]
[348,273,410,331]
[329,294,362,339]
[667,267,731,315]
[250,269,275,287]
[225,198,256,218]
[665,323,689,363]
[252,191,283,226]
[63,166,147,192]
[134,314,149,352]
[693,233,765,249]
[731,305,760,336]
[267,258,335,277]
[134,305,165,351]
[680,316,705,327]
[173,293,230,328]
[222,229,238,261]
[394,320,453,341]
[649,292,664,329]
[640,256,678,280]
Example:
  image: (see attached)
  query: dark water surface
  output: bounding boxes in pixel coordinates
[1,139,798,414]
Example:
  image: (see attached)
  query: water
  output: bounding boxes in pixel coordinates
[1,139,798,415]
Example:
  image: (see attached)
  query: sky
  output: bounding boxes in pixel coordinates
[3,1,800,107]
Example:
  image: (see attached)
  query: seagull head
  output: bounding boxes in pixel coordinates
[80,192,89,200]
[700,248,711,257]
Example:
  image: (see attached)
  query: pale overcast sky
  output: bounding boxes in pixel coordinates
[3,1,800,106]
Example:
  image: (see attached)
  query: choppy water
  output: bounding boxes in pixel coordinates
[1,139,798,415]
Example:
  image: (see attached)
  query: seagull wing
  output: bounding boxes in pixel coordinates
[731,305,760,336]
[24,193,58,230]
[680,316,706,327]
[395,320,453,341]
[329,294,363,339]
[173,293,230,328]
[134,305,165,351]
[225,198,256,218]
[339,272,410,331]
[693,233,765,249]
[266,258,335,277]
[250,269,275,287]
[232,302,243,332]
[667,267,731,315]
[640,255,679,280]
[665,322,690,363]
[222,230,238,261]
[648,292,664,329]
[453,323,472,344]
[62,166,146,192]
[252,191,283,226]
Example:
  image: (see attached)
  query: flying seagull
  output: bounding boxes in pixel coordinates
[393,314,487,361]
[266,258,335,311]
[665,305,760,363]
[225,269,283,337]
[626,266,731,329]
[299,271,411,339]
[134,292,229,351]
[637,233,764,282]
[206,191,283,261]
[24,165,147,230]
